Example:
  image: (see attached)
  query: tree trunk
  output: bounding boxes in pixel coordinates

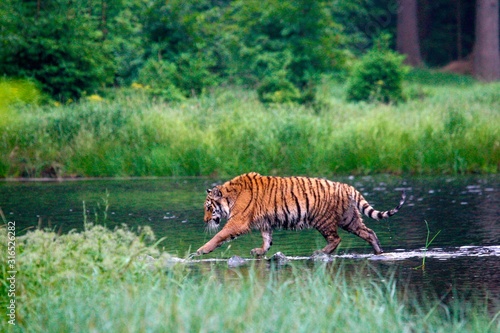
[473,0,500,81]
[397,0,423,67]
[456,0,463,60]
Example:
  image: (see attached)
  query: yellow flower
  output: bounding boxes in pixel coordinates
[87,94,103,102]
[131,82,145,89]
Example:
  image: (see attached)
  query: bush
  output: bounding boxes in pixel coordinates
[137,59,186,102]
[0,2,115,101]
[0,78,46,131]
[257,73,301,104]
[137,55,218,101]
[175,53,219,96]
[346,49,408,103]
[0,78,44,107]
[1,226,497,333]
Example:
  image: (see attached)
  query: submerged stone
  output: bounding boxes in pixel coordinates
[228,255,247,268]
[309,252,334,262]
[368,254,388,261]
[268,252,289,265]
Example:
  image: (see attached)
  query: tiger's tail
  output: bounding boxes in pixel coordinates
[354,189,406,221]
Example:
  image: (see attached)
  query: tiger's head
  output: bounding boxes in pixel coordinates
[204,186,229,233]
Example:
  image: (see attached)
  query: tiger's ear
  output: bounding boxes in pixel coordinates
[208,187,222,199]
[206,188,212,194]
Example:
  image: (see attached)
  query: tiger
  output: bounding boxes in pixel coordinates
[196,172,405,257]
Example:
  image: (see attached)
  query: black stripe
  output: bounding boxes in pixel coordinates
[333,183,346,212]
[241,175,256,215]
[282,179,292,228]
[303,179,311,218]
[361,202,370,215]
[317,179,328,217]
[291,188,302,221]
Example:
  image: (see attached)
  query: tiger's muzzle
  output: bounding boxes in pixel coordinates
[206,218,220,233]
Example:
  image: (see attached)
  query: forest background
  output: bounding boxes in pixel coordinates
[0,0,498,177]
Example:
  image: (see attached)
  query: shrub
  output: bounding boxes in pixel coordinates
[0,2,115,101]
[137,55,218,101]
[0,78,46,131]
[137,59,186,102]
[257,73,301,104]
[0,78,44,108]
[346,49,408,103]
[174,53,218,96]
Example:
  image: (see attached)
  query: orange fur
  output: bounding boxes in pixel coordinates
[196,172,405,256]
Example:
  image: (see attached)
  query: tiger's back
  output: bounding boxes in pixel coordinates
[197,172,405,256]
[243,174,353,231]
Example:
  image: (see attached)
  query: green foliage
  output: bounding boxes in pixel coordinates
[0,0,485,103]
[234,1,338,82]
[346,44,408,103]
[406,69,476,86]
[0,78,44,109]
[108,0,147,86]
[0,1,115,101]
[11,224,160,282]
[138,0,221,97]
[414,220,441,271]
[229,0,346,102]
[1,226,498,332]
[0,0,354,103]
[0,73,498,178]
[256,72,302,104]
[0,78,46,145]
[175,53,219,96]
[137,59,185,101]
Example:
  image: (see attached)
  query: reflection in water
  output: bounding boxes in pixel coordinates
[1,174,498,310]
[181,252,500,315]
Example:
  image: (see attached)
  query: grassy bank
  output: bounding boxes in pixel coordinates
[1,71,498,177]
[1,225,498,333]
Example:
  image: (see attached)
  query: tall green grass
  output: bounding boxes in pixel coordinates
[1,71,498,177]
[1,225,498,333]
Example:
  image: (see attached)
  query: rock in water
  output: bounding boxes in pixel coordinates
[228,255,247,268]
[268,252,289,265]
[309,252,334,262]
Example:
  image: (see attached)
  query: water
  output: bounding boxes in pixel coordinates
[1,174,499,309]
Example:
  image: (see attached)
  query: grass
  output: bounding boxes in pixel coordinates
[414,220,442,271]
[0,70,498,178]
[1,224,499,333]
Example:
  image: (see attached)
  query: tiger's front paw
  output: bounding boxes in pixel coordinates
[196,247,208,256]
[188,252,200,259]
[250,248,266,257]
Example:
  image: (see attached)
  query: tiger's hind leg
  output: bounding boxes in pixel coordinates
[315,226,342,255]
[250,229,273,257]
[341,212,383,255]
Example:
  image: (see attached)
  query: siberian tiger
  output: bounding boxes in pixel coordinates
[196,172,405,257]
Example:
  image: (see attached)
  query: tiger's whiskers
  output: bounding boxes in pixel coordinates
[206,221,220,234]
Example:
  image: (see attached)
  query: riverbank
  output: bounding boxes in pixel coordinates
[1,71,498,178]
[1,225,498,332]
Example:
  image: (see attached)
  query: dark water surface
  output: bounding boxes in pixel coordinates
[1,174,499,309]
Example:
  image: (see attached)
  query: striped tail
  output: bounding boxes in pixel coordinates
[356,190,406,221]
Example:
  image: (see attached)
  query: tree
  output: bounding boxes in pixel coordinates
[473,0,500,81]
[397,0,423,66]
[229,0,346,103]
[0,0,115,101]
